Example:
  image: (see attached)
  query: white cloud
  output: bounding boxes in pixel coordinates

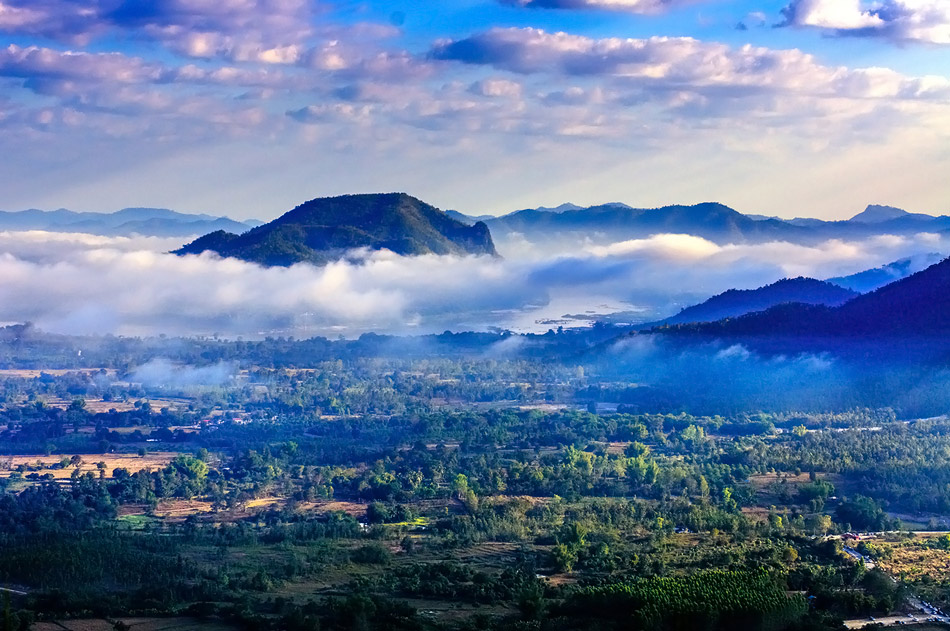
[783,0,885,30]
[781,0,950,44]
[0,229,945,337]
[430,28,950,100]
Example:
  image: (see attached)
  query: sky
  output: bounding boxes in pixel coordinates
[1,0,949,221]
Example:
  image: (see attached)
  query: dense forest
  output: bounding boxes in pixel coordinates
[0,330,948,630]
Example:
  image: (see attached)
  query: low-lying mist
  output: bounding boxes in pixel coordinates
[0,228,945,338]
[128,358,236,389]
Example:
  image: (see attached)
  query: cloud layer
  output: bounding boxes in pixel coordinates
[0,229,945,338]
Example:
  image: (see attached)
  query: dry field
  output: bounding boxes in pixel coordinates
[36,397,189,413]
[746,472,842,506]
[0,452,178,479]
[877,536,950,581]
[117,496,382,524]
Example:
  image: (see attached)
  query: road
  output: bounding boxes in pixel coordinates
[845,613,950,629]
[844,545,877,570]
[0,586,28,596]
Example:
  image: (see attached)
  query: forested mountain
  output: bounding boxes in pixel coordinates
[649,278,859,327]
[670,256,950,337]
[826,253,944,293]
[0,207,259,237]
[175,193,498,267]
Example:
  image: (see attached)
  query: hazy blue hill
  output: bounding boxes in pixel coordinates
[483,201,812,244]
[849,204,912,223]
[0,207,257,237]
[481,201,950,247]
[654,277,859,326]
[668,256,950,338]
[175,192,498,267]
[827,253,944,293]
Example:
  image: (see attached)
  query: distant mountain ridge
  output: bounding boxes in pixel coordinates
[483,201,801,245]
[9,200,947,248]
[0,207,260,238]
[826,253,945,293]
[175,193,498,267]
[454,202,950,249]
[649,277,859,327]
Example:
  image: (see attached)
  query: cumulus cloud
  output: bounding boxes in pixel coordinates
[780,0,950,44]
[429,27,950,100]
[0,0,318,59]
[0,0,107,44]
[0,44,161,83]
[500,0,690,15]
[0,229,945,338]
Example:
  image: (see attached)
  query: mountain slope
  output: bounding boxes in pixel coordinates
[175,193,498,267]
[826,253,944,293]
[653,278,859,326]
[670,256,950,337]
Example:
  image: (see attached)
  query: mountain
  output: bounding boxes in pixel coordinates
[482,201,810,246]
[849,204,928,224]
[446,203,585,226]
[667,255,950,338]
[445,210,495,225]
[650,277,859,327]
[826,253,945,293]
[537,202,585,213]
[175,193,498,267]
[0,207,258,237]
[476,201,950,252]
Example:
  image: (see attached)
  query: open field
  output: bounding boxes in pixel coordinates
[115,496,424,524]
[0,452,178,479]
[33,397,189,413]
[877,536,950,582]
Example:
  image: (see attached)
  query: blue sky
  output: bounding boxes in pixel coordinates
[2,0,950,220]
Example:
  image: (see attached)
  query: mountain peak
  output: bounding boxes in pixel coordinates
[535,203,584,213]
[175,192,498,267]
[849,204,909,224]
